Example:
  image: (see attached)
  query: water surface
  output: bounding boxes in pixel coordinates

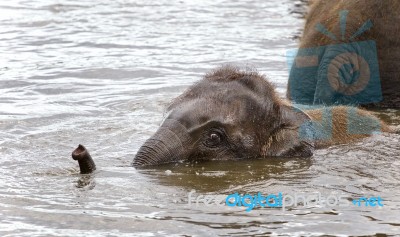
[1,0,400,236]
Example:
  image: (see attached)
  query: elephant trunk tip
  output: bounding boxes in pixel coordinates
[71,144,96,174]
[72,144,86,160]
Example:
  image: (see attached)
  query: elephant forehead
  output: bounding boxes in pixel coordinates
[168,96,269,128]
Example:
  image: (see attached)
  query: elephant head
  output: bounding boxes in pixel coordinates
[133,66,315,166]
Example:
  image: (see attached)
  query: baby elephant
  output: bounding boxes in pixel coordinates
[132,66,391,166]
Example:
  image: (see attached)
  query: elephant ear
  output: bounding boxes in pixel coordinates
[262,104,315,157]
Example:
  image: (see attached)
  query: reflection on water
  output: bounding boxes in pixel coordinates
[137,158,314,193]
[0,0,400,236]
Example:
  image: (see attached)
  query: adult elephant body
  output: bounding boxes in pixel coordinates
[287,0,400,108]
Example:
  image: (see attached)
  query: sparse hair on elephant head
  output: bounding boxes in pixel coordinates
[133,66,316,166]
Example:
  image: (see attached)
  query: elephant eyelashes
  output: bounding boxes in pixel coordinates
[203,130,224,148]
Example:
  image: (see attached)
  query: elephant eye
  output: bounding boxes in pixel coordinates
[204,130,223,148]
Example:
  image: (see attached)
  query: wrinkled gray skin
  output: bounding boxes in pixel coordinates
[133,66,314,167]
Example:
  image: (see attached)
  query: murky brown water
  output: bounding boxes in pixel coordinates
[1,0,400,236]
